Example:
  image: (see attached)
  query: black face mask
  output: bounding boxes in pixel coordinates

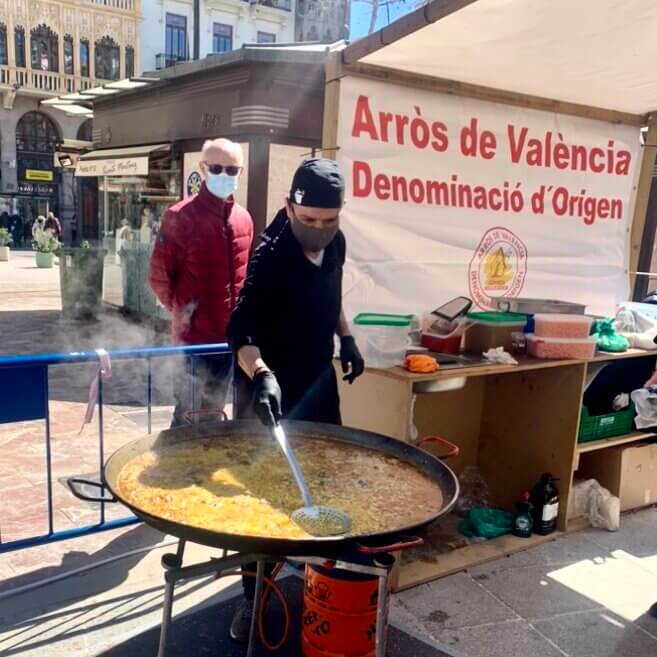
[288,210,339,252]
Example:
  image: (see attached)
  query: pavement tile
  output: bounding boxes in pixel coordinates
[396,572,517,631]
[534,610,657,657]
[469,533,606,577]
[580,512,657,558]
[474,564,603,620]
[435,619,565,657]
[547,552,657,626]
[636,610,657,641]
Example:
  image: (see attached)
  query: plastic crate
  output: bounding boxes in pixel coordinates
[578,404,635,443]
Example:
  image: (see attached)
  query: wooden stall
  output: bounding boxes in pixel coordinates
[323,0,657,589]
[337,351,657,589]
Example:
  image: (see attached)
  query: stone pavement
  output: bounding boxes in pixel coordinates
[2,252,657,657]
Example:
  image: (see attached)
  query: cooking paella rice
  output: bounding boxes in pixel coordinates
[116,435,443,539]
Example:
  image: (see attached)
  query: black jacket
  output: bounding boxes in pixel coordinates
[227,210,345,423]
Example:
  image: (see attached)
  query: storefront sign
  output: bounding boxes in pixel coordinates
[18,182,57,195]
[25,169,54,182]
[336,76,642,317]
[75,157,149,177]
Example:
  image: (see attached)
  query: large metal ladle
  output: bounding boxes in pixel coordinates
[272,424,352,536]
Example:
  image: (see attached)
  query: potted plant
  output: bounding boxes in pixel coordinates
[0,228,12,261]
[32,229,61,268]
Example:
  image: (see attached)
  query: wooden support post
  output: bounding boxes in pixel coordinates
[321,52,343,160]
[246,136,271,236]
[630,121,657,297]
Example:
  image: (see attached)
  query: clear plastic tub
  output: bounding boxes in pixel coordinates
[533,314,593,339]
[527,334,597,360]
[352,313,413,369]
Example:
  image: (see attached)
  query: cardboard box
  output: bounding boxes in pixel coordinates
[577,441,657,511]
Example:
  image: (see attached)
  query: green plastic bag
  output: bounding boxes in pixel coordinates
[592,318,629,353]
[459,508,514,539]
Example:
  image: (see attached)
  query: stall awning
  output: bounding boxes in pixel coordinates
[342,0,657,119]
[75,144,171,177]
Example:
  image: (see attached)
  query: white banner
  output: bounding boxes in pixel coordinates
[75,157,148,177]
[336,77,642,318]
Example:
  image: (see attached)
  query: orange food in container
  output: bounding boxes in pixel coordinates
[533,314,593,339]
[527,334,597,360]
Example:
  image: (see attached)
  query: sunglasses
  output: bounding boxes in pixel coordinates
[204,163,241,176]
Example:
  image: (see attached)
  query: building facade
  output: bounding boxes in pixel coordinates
[0,0,140,243]
[295,0,349,43]
[141,0,296,74]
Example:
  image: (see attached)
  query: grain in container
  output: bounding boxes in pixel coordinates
[463,312,527,354]
[533,314,593,339]
[526,334,597,360]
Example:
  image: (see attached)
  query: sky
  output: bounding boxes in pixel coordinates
[349,0,417,41]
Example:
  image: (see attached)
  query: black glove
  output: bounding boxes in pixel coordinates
[253,370,282,427]
[340,336,365,384]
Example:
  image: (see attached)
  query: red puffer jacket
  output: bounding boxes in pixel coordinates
[149,183,253,345]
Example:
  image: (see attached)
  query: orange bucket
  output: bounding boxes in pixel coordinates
[301,563,386,657]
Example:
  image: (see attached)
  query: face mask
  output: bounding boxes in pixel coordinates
[206,172,238,199]
[289,210,339,252]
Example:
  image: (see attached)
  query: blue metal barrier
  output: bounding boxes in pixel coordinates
[0,343,231,553]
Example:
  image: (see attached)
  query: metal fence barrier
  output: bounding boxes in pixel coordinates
[0,343,230,553]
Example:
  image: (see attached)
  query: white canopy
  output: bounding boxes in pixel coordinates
[344,0,657,119]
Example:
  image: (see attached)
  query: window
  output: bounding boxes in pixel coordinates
[77,119,93,142]
[257,31,276,44]
[14,26,26,68]
[0,24,7,66]
[165,13,187,65]
[213,23,232,53]
[31,24,58,72]
[63,35,74,75]
[125,45,134,77]
[95,35,120,80]
[80,39,89,77]
[16,112,59,163]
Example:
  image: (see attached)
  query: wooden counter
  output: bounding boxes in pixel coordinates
[336,349,657,590]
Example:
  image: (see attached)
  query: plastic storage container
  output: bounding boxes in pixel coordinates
[352,313,413,369]
[421,331,462,354]
[464,312,527,354]
[527,334,597,360]
[578,404,635,444]
[534,314,593,338]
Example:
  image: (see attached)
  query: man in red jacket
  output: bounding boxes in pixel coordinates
[149,138,253,426]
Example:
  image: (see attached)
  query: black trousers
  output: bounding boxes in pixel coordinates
[171,353,233,428]
[239,364,342,600]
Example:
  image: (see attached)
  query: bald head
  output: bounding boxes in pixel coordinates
[200,138,243,179]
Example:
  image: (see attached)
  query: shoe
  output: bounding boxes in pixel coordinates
[230,598,254,643]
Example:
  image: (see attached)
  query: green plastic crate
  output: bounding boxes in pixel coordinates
[577,403,635,443]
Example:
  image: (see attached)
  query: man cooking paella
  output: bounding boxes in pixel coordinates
[226,157,366,640]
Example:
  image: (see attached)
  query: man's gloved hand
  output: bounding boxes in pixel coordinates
[340,335,365,384]
[253,370,282,427]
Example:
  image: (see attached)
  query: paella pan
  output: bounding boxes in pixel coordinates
[101,420,459,556]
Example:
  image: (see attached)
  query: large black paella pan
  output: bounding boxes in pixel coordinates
[100,420,459,556]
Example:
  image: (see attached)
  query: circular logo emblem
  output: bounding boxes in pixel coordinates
[186,171,202,196]
[469,227,528,309]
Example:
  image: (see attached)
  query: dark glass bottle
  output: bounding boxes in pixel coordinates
[512,491,534,538]
[530,473,559,535]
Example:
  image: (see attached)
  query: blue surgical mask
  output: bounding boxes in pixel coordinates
[206,172,238,199]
